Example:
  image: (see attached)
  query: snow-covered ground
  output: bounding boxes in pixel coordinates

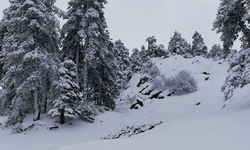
[1,56,250,150]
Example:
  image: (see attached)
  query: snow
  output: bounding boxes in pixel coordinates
[1,56,250,150]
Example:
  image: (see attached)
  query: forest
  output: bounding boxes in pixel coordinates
[0,0,249,131]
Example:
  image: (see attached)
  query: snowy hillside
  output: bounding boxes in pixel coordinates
[1,56,250,150]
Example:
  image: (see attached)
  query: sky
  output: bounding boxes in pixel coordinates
[0,0,241,52]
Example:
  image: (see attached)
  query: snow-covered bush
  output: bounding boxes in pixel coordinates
[165,70,198,95]
[142,64,198,96]
[142,62,168,91]
[152,75,167,91]
[142,61,161,79]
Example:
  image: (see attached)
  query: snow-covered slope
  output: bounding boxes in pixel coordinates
[1,56,250,150]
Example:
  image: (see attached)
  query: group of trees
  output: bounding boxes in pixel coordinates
[0,0,249,126]
[0,0,131,126]
[130,30,225,73]
[129,0,250,103]
[213,0,250,102]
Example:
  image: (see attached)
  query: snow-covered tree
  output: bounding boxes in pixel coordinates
[0,0,60,126]
[168,31,192,58]
[207,44,224,61]
[221,48,250,101]
[0,22,5,81]
[113,39,131,90]
[145,36,167,58]
[213,0,250,102]
[140,45,149,63]
[191,31,208,57]
[226,49,237,63]
[113,40,131,73]
[61,0,118,110]
[213,0,250,57]
[130,48,143,73]
[48,60,95,123]
[48,60,80,123]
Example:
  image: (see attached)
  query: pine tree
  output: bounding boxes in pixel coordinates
[48,60,81,124]
[213,0,250,102]
[130,48,143,73]
[0,0,60,126]
[113,39,131,90]
[61,0,118,110]
[221,48,250,101]
[146,36,167,58]
[113,40,131,73]
[140,45,149,63]
[0,21,6,82]
[168,31,193,58]
[48,60,94,123]
[207,44,224,61]
[226,49,237,63]
[213,0,250,57]
[191,31,208,57]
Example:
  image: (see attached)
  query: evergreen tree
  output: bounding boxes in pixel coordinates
[61,0,118,110]
[140,45,148,63]
[146,36,167,58]
[221,48,250,101]
[191,31,208,57]
[168,31,193,58]
[48,60,94,123]
[130,48,143,73]
[213,0,250,57]
[0,21,6,81]
[113,39,131,90]
[213,0,250,102]
[48,60,81,124]
[0,0,60,125]
[207,44,224,61]
[113,39,131,73]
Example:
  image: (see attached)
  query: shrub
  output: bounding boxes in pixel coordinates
[142,61,161,79]
[165,70,198,95]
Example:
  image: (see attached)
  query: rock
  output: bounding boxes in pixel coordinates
[144,89,154,95]
[195,102,201,105]
[130,100,143,109]
[202,72,210,75]
[139,85,149,93]
[167,91,174,97]
[136,100,143,107]
[158,96,164,99]
[101,121,163,140]
[137,77,149,87]
[48,125,59,130]
[150,91,162,99]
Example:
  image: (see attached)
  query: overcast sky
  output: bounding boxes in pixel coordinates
[0,0,241,51]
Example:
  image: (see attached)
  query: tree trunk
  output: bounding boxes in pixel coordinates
[33,50,40,121]
[59,108,65,124]
[98,64,103,106]
[83,0,90,103]
[83,60,88,102]
[76,41,80,82]
[33,81,40,121]
[18,105,24,124]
